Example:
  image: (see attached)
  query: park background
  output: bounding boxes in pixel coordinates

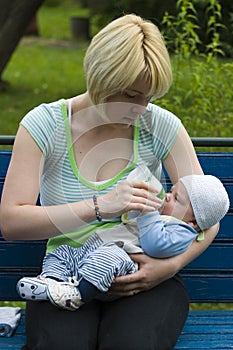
[1,0,232,139]
[0,0,232,309]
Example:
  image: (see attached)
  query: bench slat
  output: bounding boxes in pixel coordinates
[1,239,233,270]
[183,276,233,302]
[185,310,233,317]
[0,240,46,269]
[0,273,40,301]
[183,242,233,270]
[197,152,233,179]
[176,339,233,349]
[217,213,233,238]
[2,274,233,302]
[175,310,233,349]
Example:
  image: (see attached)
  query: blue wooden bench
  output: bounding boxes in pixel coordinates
[0,136,233,349]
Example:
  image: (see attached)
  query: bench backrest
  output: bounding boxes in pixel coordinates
[0,140,233,302]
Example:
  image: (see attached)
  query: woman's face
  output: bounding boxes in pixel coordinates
[105,75,152,125]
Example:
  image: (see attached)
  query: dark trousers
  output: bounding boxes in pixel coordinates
[22,275,189,350]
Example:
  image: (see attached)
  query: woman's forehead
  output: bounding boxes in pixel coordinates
[127,74,151,95]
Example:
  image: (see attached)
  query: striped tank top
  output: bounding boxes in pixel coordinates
[20,99,181,252]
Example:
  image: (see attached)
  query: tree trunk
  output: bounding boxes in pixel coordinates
[0,0,44,84]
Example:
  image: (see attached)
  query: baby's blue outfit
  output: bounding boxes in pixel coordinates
[41,211,198,294]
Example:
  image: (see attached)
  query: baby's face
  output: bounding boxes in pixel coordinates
[162,181,195,224]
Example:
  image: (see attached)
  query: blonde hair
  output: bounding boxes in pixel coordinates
[84,14,172,106]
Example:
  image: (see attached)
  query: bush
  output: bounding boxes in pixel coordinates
[157,0,233,137]
[157,57,233,137]
[43,0,64,7]
[86,0,233,57]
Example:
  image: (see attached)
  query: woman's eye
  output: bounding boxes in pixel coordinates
[125,92,136,99]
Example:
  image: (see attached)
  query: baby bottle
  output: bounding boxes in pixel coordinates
[122,164,166,223]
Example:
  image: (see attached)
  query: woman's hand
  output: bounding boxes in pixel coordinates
[108,253,178,297]
[99,180,162,219]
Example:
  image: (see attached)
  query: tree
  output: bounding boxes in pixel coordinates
[0,0,44,88]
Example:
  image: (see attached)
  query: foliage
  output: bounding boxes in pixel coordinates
[1,0,232,139]
[43,0,63,6]
[157,57,233,137]
[86,0,175,35]
[162,0,201,57]
[158,0,233,137]
[87,0,233,57]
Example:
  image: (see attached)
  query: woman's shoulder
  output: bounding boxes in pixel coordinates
[144,102,178,120]
[139,103,181,130]
[31,98,65,119]
[20,99,67,155]
[21,99,66,129]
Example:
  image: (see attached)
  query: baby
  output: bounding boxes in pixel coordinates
[17,173,229,311]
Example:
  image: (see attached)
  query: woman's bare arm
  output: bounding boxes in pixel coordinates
[163,123,203,182]
[110,124,219,295]
[0,126,96,240]
[0,126,159,241]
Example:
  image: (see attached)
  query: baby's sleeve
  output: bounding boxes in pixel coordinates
[137,212,198,258]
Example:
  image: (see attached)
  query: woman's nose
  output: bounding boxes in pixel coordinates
[165,193,170,202]
[131,104,147,115]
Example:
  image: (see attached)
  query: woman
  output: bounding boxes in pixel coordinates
[0,14,218,350]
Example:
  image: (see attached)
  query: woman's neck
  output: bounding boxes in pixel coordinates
[70,92,133,134]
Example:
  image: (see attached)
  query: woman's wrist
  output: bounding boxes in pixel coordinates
[169,255,182,275]
[96,194,115,220]
[88,194,111,221]
[92,195,102,222]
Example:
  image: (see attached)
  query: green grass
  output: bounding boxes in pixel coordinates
[1,0,89,134]
[190,303,233,311]
[1,1,232,138]
[0,301,26,309]
[2,41,232,137]
[38,2,90,40]
[1,40,87,134]
[1,302,233,311]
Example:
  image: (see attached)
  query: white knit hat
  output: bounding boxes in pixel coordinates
[180,174,230,230]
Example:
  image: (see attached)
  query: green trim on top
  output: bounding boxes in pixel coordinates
[61,99,139,191]
[46,220,120,253]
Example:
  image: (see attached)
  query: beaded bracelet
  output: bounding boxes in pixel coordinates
[93,195,102,222]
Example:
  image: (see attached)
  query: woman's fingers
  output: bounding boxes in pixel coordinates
[100,180,162,218]
[121,180,161,203]
[109,253,170,297]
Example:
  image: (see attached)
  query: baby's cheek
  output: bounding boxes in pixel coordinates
[162,202,172,215]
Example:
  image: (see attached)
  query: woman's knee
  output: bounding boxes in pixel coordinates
[24,300,100,350]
